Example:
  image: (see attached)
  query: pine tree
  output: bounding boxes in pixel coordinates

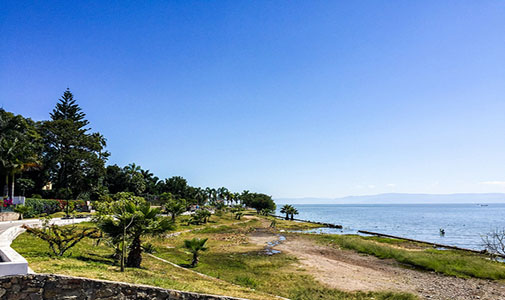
[50,89,89,126]
[41,89,109,199]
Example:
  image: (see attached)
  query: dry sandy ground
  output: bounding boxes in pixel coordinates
[249,231,505,300]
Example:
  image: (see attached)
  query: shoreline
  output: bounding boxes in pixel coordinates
[271,214,503,259]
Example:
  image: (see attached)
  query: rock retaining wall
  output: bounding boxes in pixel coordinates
[0,213,20,222]
[0,274,247,300]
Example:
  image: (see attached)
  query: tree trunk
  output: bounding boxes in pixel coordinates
[10,173,15,199]
[290,214,294,221]
[3,175,8,198]
[126,235,142,268]
[121,223,127,272]
[285,213,289,220]
[191,252,198,267]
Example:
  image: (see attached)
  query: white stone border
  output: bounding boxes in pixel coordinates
[0,225,28,276]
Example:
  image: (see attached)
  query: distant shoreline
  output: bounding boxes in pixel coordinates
[275,192,505,205]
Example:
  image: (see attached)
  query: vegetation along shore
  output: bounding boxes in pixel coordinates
[3,92,505,300]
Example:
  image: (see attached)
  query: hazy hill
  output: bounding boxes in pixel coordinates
[275,193,505,205]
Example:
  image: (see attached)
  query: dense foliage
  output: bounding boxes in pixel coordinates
[0,108,41,199]
[2,89,274,214]
[241,192,276,213]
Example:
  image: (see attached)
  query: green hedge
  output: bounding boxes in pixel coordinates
[24,199,89,218]
[25,199,61,218]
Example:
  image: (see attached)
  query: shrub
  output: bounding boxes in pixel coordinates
[24,199,89,218]
[25,199,61,218]
[13,205,32,220]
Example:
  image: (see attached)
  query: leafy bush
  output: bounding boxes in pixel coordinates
[13,205,32,220]
[58,199,88,213]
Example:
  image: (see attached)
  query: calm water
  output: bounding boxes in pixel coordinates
[276,203,505,250]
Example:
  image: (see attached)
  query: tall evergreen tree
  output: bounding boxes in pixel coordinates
[41,89,109,199]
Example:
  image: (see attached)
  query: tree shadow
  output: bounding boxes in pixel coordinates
[179,263,194,268]
[73,253,116,266]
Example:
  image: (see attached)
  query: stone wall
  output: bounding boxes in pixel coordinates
[0,213,20,222]
[0,274,247,300]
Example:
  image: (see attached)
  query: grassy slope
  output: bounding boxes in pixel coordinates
[149,217,416,300]
[11,215,416,300]
[11,222,273,300]
[311,234,505,280]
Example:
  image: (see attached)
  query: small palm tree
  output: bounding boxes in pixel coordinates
[13,204,31,220]
[183,238,208,267]
[288,206,299,220]
[280,204,292,220]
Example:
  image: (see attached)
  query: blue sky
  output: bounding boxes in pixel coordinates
[1,1,504,198]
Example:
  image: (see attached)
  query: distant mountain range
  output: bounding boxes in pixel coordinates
[275,193,505,204]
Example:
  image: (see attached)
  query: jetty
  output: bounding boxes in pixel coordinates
[270,215,343,229]
[358,229,505,258]
[271,214,504,258]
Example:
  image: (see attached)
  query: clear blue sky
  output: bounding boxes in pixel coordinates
[1,1,504,198]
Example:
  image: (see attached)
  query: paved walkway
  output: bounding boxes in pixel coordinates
[0,217,90,235]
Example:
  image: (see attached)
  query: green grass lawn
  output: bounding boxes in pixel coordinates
[310,233,505,280]
[267,216,325,231]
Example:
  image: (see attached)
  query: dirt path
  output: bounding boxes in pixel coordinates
[249,231,505,300]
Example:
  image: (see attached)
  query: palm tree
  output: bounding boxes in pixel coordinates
[205,187,213,203]
[1,138,40,199]
[160,193,187,221]
[217,187,229,204]
[124,163,142,175]
[288,206,299,220]
[194,187,207,206]
[1,109,41,200]
[97,195,174,268]
[13,204,31,220]
[205,187,218,206]
[183,238,208,267]
[280,204,292,220]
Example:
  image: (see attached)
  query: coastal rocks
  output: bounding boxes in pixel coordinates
[0,274,247,300]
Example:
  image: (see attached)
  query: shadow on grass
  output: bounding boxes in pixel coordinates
[179,263,194,268]
[74,253,116,266]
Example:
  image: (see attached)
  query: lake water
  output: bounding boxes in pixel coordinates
[276,203,505,250]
